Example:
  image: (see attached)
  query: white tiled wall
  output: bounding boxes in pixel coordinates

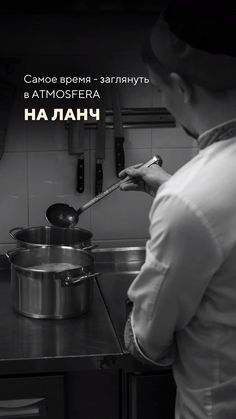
[1,111,198,251]
[0,16,199,252]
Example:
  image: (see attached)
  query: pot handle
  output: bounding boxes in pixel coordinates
[9,227,24,239]
[5,247,26,263]
[57,268,100,287]
[5,248,20,260]
[63,272,100,287]
[82,244,98,251]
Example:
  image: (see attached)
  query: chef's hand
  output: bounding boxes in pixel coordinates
[119,163,171,197]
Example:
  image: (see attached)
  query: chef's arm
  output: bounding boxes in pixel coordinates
[124,193,223,365]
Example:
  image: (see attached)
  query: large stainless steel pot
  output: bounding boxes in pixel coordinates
[6,246,99,319]
[9,226,94,250]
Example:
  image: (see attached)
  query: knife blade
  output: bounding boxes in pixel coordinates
[112,87,125,177]
[95,97,106,196]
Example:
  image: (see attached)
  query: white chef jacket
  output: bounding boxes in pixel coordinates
[125,119,236,419]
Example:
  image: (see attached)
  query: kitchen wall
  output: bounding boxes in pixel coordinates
[0,13,198,252]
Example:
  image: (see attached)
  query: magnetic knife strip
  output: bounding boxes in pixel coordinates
[84,107,176,129]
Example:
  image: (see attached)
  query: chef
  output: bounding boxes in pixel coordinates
[119,1,236,418]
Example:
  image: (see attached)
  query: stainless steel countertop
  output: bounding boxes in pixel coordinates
[0,267,123,375]
[0,246,167,373]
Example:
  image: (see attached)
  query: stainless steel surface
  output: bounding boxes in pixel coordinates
[46,155,161,228]
[94,247,146,354]
[7,246,96,319]
[9,225,93,249]
[0,270,123,373]
[94,246,146,272]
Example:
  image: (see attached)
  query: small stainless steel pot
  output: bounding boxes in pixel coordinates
[9,226,95,251]
[6,246,99,319]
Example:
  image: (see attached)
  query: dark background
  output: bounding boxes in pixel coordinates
[0,0,167,13]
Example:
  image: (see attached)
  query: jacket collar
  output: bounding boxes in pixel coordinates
[198,119,236,150]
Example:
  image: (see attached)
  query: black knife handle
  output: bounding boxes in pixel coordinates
[95,161,103,196]
[115,136,125,177]
[76,157,84,193]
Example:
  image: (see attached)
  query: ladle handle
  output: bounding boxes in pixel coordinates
[78,154,162,214]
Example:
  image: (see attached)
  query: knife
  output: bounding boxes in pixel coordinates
[95,97,106,196]
[68,121,85,194]
[112,87,125,177]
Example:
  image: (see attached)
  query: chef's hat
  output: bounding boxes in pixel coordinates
[145,0,236,90]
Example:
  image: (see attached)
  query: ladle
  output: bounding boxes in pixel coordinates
[46,155,162,228]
